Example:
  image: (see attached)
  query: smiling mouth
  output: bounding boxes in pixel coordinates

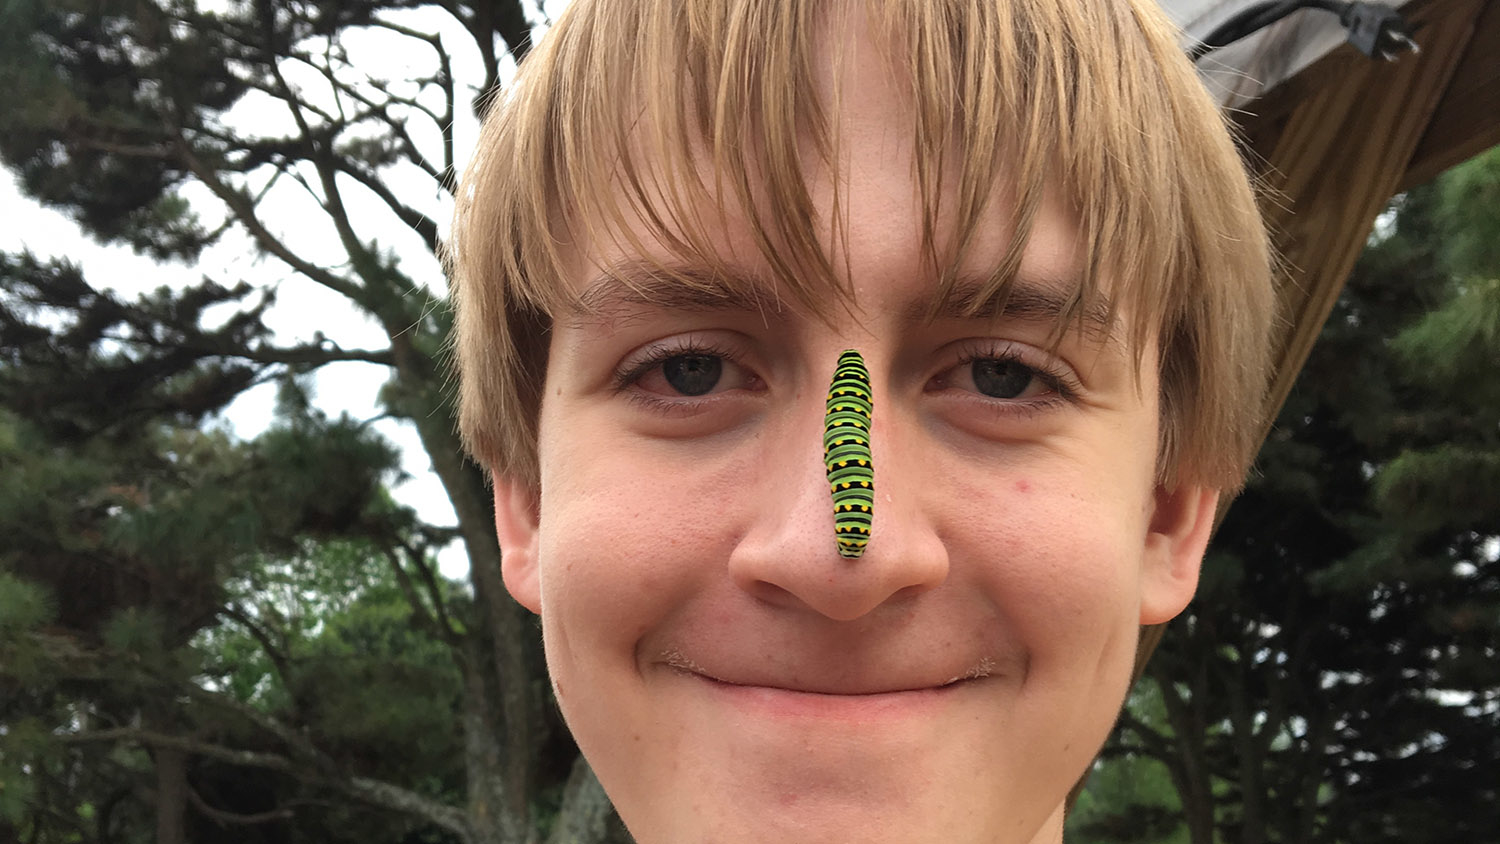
[660,649,997,696]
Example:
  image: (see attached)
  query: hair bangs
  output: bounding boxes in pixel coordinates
[450,0,1275,491]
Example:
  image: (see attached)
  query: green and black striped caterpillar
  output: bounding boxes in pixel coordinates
[824,350,874,558]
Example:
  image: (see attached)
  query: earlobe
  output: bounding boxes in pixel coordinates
[493,475,543,614]
[1139,484,1220,626]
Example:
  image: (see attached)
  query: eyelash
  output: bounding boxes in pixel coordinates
[612,338,746,404]
[945,343,1081,407]
[611,340,1079,414]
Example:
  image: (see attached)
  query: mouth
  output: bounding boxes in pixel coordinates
[660,649,996,700]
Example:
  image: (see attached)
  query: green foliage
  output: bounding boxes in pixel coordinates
[1435,146,1500,276]
[0,376,464,842]
[1087,147,1500,844]
[0,252,267,438]
[0,0,574,840]
[1374,445,1500,534]
[0,571,53,635]
[0,0,241,251]
[1071,687,1189,844]
[1392,276,1500,411]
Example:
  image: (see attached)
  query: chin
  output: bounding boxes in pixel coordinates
[575,686,1084,844]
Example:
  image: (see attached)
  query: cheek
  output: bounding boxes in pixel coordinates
[943,475,1148,771]
[533,435,756,660]
[941,467,1151,663]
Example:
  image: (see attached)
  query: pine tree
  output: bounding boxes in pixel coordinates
[0,256,479,842]
[1075,147,1500,844]
[0,1,610,841]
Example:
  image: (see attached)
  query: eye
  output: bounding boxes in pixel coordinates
[967,358,1049,399]
[615,339,762,401]
[659,354,723,396]
[927,343,1077,405]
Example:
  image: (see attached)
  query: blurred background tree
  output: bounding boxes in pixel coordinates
[1070,146,1500,844]
[0,0,617,842]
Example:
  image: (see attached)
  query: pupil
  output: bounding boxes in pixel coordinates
[662,354,722,396]
[971,359,1034,398]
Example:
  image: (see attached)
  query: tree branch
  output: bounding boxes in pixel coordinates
[105,330,395,368]
[344,777,472,838]
[366,76,446,129]
[379,544,459,648]
[1117,710,1173,761]
[400,537,460,641]
[173,139,365,304]
[236,340,395,367]
[187,785,296,826]
[333,158,440,255]
[68,138,176,159]
[236,76,339,125]
[62,727,294,771]
[60,728,473,840]
[284,48,447,188]
[219,603,295,688]
[260,41,382,299]
[435,34,456,183]
[176,682,328,768]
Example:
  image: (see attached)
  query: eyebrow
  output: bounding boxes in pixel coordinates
[572,263,778,320]
[571,261,1117,342]
[910,275,1118,344]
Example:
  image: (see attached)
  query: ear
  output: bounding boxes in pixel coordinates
[1138,484,1219,625]
[493,475,543,614]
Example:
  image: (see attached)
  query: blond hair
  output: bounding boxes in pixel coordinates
[447,0,1276,492]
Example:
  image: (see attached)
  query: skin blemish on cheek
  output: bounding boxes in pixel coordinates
[1015,480,1031,493]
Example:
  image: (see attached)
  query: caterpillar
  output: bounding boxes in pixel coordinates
[824,350,874,558]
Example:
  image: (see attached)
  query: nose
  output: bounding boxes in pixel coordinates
[726,369,950,621]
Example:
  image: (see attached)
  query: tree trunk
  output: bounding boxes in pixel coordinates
[547,756,614,844]
[153,747,188,844]
[1153,658,1216,844]
[1290,710,1334,844]
[395,346,548,843]
[460,637,533,844]
[1228,663,1267,844]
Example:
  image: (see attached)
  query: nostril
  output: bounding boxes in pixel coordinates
[741,578,802,611]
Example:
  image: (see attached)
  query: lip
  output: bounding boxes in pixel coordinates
[693,672,973,721]
[663,651,993,722]
[660,650,996,693]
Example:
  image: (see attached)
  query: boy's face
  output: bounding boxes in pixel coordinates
[494,21,1217,844]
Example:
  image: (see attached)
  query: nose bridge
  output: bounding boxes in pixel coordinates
[726,349,949,621]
